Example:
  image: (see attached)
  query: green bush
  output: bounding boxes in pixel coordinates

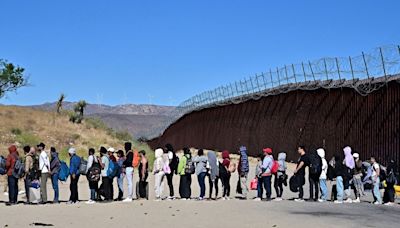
[15,132,40,147]
[114,130,133,142]
[11,128,22,135]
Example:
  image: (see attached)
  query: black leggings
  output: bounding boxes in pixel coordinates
[221,173,231,197]
[208,174,219,199]
[166,173,174,197]
[274,175,284,198]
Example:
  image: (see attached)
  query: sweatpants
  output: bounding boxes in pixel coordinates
[240,173,249,198]
[166,173,175,197]
[154,171,165,199]
[274,174,284,198]
[309,176,319,201]
[40,173,49,203]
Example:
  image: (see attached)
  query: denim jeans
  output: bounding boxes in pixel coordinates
[51,173,59,202]
[373,177,382,204]
[262,176,272,200]
[125,167,134,199]
[117,174,124,200]
[336,176,344,201]
[257,177,263,198]
[8,176,18,204]
[198,172,207,198]
[319,179,328,201]
[24,178,31,203]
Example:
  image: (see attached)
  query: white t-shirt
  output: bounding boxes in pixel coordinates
[39,151,50,173]
[372,163,380,177]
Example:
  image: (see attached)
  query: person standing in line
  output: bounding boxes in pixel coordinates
[137,150,149,199]
[352,153,364,203]
[317,149,328,202]
[165,144,179,200]
[207,151,219,200]
[23,146,32,204]
[254,153,265,201]
[99,146,112,202]
[107,148,116,200]
[221,150,232,200]
[294,146,309,202]
[50,147,61,204]
[343,146,355,203]
[68,148,81,204]
[334,155,346,204]
[193,149,208,201]
[274,152,287,201]
[38,142,50,204]
[5,145,19,206]
[177,148,193,200]
[261,148,274,201]
[86,148,99,204]
[153,148,166,201]
[384,158,398,206]
[122,142,134,202]
[116,150,125,201]
[238,146,250,200]
[370,156,382,205]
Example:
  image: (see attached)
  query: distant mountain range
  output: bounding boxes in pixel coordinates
[27,102,176,139]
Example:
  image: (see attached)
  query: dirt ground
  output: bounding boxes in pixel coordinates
[0,154,399,228]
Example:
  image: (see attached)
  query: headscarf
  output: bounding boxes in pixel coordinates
[343,146,355,169]
[207,151,219,180]
[8,145,17,154]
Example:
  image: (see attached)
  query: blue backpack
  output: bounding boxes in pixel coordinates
[107,159,119,178]
[0,156,6,175]
[58,161,69,181]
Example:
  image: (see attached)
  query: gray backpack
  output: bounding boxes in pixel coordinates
[12,156,25,179]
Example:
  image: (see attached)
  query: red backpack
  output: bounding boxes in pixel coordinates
[271,160,279,174]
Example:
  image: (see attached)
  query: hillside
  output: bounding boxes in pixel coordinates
[0,105,153,161]
[28,102,176,139]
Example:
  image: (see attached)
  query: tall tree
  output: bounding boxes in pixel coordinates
[0,59,27,98]
[56,93,66,114]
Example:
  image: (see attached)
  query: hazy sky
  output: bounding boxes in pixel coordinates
[1,0,399,106]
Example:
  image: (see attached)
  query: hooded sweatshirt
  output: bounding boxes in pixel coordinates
[153,149,165,173]
[50,151,61,175]
[5,145,18,176]
[207,151,219,180]
[343,146,355,169]
[222,150,230,168]
[193,154,208,176]
[277,152,287,177]
[317,149,328,180]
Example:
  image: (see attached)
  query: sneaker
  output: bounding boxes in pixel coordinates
[66,201,74,205]
[274,198,283,202]
[181,198,187,201]
[318,199,326,203]
[167,196,174,200]
[344,198,353,204]
[123,198,133,203]
[197,197,204,201]
[3,192,8,196]
[86,200,96,205]
[334,200,343,204]
[154,198,162,202]
[353,198,361,203]
[18,190,25,195]
[384,202,394,206]
[374,201,381,205]
[253,198,262,201]
[294,198,305,202]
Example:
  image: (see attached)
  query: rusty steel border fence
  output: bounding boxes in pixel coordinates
[146,45,400,139]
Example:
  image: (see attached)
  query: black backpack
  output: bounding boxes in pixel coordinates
[308,153,322,176]
[87,158,101,182]
[184,157,195,175]
[289,175,300,193]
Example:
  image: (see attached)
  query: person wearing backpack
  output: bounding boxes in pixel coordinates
[116,150,125,201]
[177,148,193,200]
[343,146,355,203]
[370,156,382,205]
[308,150,322,202]
[193,149,208,201]
[23,146,33,204]
[5,145,19,205]
[153,148,166,201]
[207,151,219,200]
[317,149,328,202]
[274,152,287,201]
[68,148,81,204]
[259,148,274,201]
[86,148,99,204]
[37,142,50,204]
[165,144,179,200]
[352,153,364,203]
[238,146,250,200]
[384,158,398,205]
[221,150,231,200]
[107,148,117,200]
[122,142,135,202]
[50,147,61,204]
[293,146,309,202]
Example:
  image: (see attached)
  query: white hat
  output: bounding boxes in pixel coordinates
[68,148,76,155]
[108,147,115,153]
[353,153,360,158]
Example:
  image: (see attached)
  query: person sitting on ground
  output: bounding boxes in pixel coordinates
[254,153,264,201]
[294,146,308,202]
[274,152,287,201]
[116,150,125,201]
[68,148,81,204]
[5,145,19,206]
[50,147,61,204]
[238,146,250,200]
[153,148,166,201]
[317,149,328,202]
[86,148,99,204]
[352,152,364,203]
[370,156,382,205]
[193,149,208,201]
[177,148,193,200]
[207,151,219,200]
